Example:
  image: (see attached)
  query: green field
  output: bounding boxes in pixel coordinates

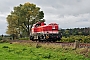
[0,43,90,60]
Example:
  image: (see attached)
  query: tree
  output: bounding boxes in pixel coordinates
[6,14,19,39]
[6,2,45,38]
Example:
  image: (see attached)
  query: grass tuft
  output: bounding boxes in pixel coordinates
[2,46,9,48]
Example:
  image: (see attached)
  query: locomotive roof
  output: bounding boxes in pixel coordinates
[49,23,58,25]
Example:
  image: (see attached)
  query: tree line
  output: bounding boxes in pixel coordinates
[60,27,90,37]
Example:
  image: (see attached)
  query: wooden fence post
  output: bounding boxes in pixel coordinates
[74,40,79,49]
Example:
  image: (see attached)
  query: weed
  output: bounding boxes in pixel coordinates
[36,43,42,48]
[8,48,14,52]
[42,53,52,59]
[15,50,22,54]
[22,48,27,51]
[2,46,9,48]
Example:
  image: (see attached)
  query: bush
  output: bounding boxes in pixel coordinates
[61,35,90,43]
[0,36,2,40]
[2,46,9,48]
[0,37,2,40]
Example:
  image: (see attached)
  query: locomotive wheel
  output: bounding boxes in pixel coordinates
[52,40,56,42]
[38,36,41,41]
[38,36,40,40]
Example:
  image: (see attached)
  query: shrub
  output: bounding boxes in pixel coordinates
[2,46,9,48]
[61,35,90,43]
[0,37,2,40]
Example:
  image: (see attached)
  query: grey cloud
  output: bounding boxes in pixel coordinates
[1,0,90,15]
[41,0,90,16]
[45,13,90,28]
[0,0,90,34]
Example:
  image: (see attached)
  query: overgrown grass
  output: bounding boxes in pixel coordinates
[19,37,29,40]
[61,35,90,43]
[0,43,90,60]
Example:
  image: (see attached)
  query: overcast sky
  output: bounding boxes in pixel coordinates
[0,0,90,35]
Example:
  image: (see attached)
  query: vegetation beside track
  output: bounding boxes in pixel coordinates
[60,35,90,43]
[0,43,90,60]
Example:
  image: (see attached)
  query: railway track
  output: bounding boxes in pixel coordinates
[9,40,90,48]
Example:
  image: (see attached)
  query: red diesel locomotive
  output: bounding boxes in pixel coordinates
[30,22,62,42]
